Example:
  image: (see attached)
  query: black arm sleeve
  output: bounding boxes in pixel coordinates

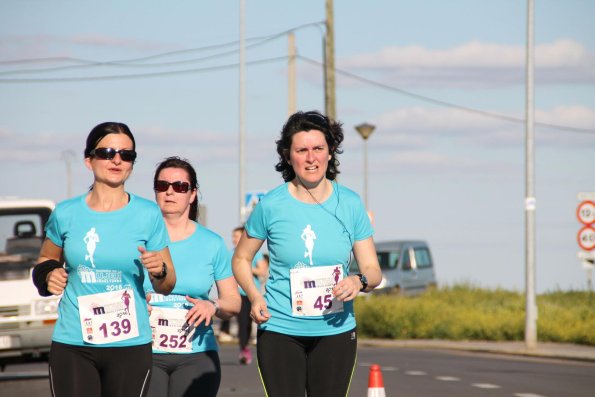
[32,259,63,297]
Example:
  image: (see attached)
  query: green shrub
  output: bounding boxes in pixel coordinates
[354,285,594,345]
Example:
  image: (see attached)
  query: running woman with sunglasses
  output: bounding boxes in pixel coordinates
[232,111,382,397]
[32,122,176,397]
[144,157,241,397]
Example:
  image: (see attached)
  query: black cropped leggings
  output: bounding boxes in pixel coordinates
[256,328,357,397]
[48,341,152,397]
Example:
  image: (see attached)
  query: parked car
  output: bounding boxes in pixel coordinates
[350,240,437,295]
[0,198,58,367]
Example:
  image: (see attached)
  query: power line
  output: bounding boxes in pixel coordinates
[0,56,288,83]
[297,55,595,134]
[0,31,591,135]
[0,21,325,75]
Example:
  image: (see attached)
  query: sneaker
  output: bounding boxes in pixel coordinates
[239,347,252,365]
[218,332,233,343]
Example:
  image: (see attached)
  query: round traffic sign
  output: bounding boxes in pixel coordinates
[577,200,595,225]
[577,225,595,251]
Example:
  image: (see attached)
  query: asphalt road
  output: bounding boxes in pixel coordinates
[1,344,594,397]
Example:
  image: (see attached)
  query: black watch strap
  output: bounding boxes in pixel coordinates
[357,273,368,292]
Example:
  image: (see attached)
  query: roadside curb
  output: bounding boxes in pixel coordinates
[359,339,595,363]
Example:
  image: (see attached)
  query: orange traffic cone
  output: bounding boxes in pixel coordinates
[367,364,386,397]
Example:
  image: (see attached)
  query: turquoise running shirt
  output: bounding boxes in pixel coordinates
[144,223,232,353]
[45,194,168,347]
[245,182,373,337]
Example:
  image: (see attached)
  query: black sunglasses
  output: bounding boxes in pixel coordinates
[90,147,137,162]
[154,180,192,193]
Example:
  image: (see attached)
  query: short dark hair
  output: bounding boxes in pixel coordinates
[275,110,344,182]
[84,122,136,158]
[154,156,200,221]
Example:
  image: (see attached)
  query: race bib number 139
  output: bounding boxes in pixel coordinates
[78,289,139,344]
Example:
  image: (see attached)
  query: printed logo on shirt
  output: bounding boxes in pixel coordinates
[83,227,100,268]
[77,265,122,285]
[149,293,188,308]
[300,224,317,266]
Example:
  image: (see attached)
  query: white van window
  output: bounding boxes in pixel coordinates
[377,253,389,269]
[414,248,432,269]
[388,251,399,269]
[0,213,45,281]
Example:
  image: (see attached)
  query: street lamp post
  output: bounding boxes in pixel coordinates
[355,122,375,209]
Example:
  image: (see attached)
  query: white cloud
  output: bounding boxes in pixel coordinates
[339,40,595,88]
[369,105,595,149]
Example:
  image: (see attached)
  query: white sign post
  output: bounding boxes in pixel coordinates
[577,193,595,291]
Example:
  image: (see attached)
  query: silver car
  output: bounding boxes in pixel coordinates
[351,240,437,295]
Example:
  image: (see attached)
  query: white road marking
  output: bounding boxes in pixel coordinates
[358,363,398,371]
[472,383,501,389]
[435,376,461,382]
[514,394,547,397]
[405,370,427,376]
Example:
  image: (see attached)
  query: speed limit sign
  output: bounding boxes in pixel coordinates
[577,226,595,251]
[577,200,595,225]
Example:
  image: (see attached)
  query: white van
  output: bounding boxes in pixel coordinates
[351,240,437,295]
[0,198,58,366]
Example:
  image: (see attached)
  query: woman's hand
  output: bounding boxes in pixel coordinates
[138,246,164,277]
[185,296,217,327]
[249,294,271,324]
[332,275,361,302]
[46,268,68,295]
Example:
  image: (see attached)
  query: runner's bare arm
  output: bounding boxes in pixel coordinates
[140,246,176,295]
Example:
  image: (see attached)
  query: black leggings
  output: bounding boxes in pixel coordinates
[256,328,357,397]
[48,341,152,397]
[238,295,252,349]
[146,351,221,397]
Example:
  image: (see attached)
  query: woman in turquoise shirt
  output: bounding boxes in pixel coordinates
[145,157,240,397]
[34,122,176,397]
[233,111,382,397]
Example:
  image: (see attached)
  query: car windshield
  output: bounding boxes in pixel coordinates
[0,209,48,281]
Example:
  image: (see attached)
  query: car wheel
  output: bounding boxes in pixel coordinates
[390,285,403,295]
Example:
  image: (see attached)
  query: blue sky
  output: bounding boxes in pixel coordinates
[1,1,594,293]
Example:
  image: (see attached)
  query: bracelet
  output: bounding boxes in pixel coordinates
[152,262,167,280]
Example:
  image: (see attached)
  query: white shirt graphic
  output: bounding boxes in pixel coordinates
[83,227,100,268]
[301,224,317,266]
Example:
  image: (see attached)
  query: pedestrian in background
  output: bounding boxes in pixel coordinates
[231,226,268,364]
[33,122,176,397]
[145,157,241,397]
[232,110,382,397]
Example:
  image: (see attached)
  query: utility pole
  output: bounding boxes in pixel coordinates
[288,32,297,116]
[524,0,538,350]
[239,0,246,223]
[61,150,76,199]
[325,0,336,120]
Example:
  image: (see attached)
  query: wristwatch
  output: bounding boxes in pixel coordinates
[208,299,220,315]
[153,262,167,280]
[356,273,368,292]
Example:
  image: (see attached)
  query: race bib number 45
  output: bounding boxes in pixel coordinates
[149,307,194,353]
[78,289,139,344]
[290,265,344,317]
